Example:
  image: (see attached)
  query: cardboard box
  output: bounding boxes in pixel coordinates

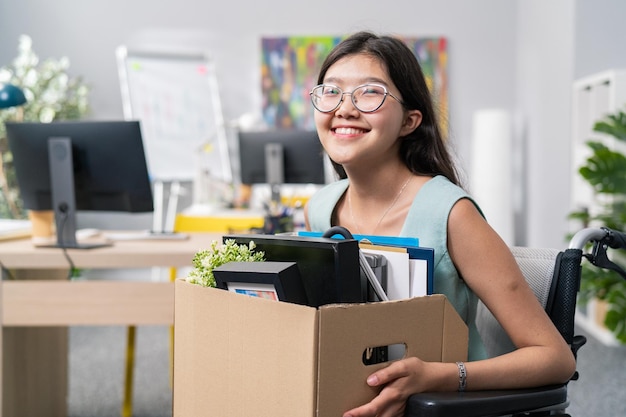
[173,279,468,417]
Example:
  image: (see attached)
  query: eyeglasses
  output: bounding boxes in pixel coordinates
[309,83,404,113]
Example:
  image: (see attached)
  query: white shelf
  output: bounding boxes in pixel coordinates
[571,69,626,219]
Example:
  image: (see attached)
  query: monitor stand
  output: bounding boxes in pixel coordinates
[265,142,284,209]
[149,179,188,239]
[47,137,111,249]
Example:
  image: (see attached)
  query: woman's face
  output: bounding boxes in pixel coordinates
[313,53,420,171]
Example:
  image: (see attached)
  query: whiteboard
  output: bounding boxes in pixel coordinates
[116,46,231,182]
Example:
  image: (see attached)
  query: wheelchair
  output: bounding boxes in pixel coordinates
[405,226,626,417]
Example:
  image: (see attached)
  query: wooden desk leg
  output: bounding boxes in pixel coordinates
[2,269,68,417]
[3,327,68,417]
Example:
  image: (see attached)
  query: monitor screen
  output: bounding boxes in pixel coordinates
[237,129,326,185]
[6,120,154,248]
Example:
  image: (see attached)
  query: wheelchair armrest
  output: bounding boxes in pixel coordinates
[405,384,568,417]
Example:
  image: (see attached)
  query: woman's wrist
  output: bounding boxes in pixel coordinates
[456,362,467,391]
[423,361,467,392]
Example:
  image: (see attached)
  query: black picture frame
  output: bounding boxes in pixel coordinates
[213,261,308,305]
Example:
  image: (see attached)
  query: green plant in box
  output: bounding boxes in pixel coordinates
[187,239,265,288]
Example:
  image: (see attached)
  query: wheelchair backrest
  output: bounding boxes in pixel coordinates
[475,246,562,358]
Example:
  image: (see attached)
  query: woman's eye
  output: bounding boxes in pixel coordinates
[362,86,383,95]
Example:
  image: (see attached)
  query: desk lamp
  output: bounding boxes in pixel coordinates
[0,83,27,109]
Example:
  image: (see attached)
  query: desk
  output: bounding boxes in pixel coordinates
[0,232,220,417]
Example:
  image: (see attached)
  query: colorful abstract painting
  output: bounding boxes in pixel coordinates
[261,36,341,129]
[400,37,448,137]
[261,35,448,135]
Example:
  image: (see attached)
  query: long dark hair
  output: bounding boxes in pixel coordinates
[317,31,461,186]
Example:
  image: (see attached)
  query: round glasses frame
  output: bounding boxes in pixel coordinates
[309,83,404,113]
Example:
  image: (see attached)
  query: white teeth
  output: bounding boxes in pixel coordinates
[334,127,363,135]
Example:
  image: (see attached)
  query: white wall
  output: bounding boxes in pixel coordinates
[0,0,623,247]
[0,0,517,158]
[0,0,519,230]
[574,0,626,79]
[516,0,576,248]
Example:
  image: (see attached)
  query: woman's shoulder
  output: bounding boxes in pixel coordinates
[424,176,484,220]
[423,175,468,197]
[402,176,482,235]
[413,175,472,209]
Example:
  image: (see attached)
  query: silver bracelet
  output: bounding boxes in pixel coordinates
[456,361,467,392]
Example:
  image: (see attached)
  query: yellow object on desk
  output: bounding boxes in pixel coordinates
[174,210,265,233]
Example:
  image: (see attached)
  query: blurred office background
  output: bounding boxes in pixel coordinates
[2,0,626,249]
[2,1,626,416]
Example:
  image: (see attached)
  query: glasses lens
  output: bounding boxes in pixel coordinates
[310,84,389,113]
[352,84,387,112]
[311,85,341,112]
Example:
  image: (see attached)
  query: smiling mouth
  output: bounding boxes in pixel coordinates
[333,127,368,135]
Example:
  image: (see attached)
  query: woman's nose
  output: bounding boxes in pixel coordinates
[334,93,359,117]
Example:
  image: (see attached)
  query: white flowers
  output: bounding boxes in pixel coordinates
[0,34,90,218]
[0,34,89,126]
[186,239,265,288]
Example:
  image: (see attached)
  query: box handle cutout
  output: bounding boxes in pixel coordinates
[362,343,406,365]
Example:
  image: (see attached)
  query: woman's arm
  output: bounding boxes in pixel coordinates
[446,198,575,389]
[343,199,576,417]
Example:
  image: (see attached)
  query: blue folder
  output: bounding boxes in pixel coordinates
[298,231,419,247]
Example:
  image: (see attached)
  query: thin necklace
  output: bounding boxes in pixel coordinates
[348,175,413,235]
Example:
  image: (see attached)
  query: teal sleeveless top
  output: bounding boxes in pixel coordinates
[307,175,487,360]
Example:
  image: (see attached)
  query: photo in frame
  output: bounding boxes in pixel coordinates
[226,282,279,301]
[213,261,308,305]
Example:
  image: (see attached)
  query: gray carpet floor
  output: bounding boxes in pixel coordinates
[565,325,626,415]
[67,322,626,417]
[68,326,172,417]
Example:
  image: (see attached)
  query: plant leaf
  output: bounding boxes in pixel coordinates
[605,281,626,343]
[579,141,626,194]
[593,111,626,142]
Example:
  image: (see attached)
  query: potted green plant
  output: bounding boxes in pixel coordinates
[0,35,90,219]
[186,239,266,288]
[569,108,626,344]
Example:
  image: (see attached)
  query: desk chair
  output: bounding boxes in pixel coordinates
[405,227,626,417]
[121,213,264,417]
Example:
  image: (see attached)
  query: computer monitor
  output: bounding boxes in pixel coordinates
[5,120,154,249]
[237,129,326,203]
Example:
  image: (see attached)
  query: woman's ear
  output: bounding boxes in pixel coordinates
[400,110,422,136]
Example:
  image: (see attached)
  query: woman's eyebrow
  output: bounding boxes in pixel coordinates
[322,76,390,86]
[322,76,342,85]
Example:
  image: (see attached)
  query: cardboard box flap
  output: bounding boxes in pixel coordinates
[315,294,468,416]
[174,280,319,417]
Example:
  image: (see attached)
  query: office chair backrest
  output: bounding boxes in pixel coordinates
[476,246,581,358]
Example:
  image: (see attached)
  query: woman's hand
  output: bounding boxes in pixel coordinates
[343,357,443,417]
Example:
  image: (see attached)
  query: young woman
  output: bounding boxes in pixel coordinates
[304,31,576,417]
